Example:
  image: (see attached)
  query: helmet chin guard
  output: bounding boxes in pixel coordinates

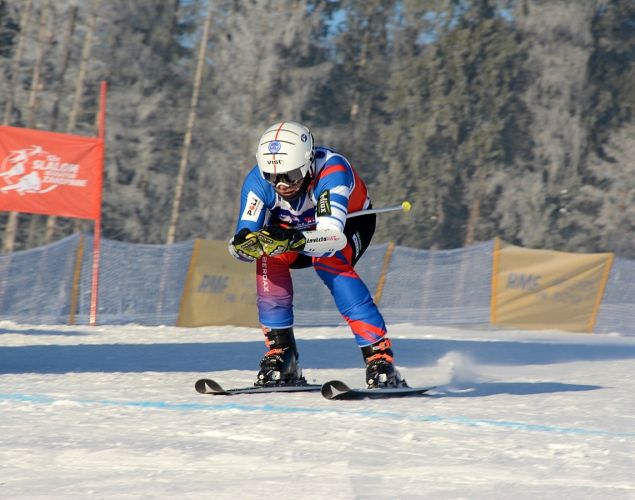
[256,121,314,184]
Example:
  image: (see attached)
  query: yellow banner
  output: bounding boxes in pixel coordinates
[491,239,613,332]
[177,239,259,327]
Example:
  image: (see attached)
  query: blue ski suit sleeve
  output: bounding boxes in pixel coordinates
[235,166,275,234]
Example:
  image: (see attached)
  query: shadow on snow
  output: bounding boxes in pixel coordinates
[434,381,604,398]
[1,337,635,379]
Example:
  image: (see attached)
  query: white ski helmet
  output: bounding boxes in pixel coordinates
[256,121,314,186]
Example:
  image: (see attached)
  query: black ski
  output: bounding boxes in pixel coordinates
[321,380,435,400]
[195,378,322,396]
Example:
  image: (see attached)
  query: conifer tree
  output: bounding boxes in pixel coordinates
[376,1,527,249]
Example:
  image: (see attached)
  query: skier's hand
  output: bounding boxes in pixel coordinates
[231,228,264,260]
[256,225,306,256]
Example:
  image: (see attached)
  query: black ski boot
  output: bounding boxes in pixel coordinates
[361,338,407,389]
[255,327,306,387]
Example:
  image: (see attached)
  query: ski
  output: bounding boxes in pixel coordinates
[321,380,435,400]
[194,378,322,396]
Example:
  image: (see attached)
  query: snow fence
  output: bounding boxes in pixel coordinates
[0,233,632,335]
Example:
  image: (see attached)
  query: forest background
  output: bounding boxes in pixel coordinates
[0,0,633,258]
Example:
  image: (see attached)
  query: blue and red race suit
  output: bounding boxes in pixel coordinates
[232,146,387,347]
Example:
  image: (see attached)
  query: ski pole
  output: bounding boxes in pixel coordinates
[348,200,412,219]
[293,201,411,230]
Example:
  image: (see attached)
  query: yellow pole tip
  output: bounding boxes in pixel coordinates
[401,201,412,212]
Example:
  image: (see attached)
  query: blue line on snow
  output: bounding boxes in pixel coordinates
[1,392,634,438]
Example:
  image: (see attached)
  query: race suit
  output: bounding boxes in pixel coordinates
[232,146,387,347]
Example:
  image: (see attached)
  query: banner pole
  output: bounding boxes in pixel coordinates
[89,218,101,326]
[89,80,107,326]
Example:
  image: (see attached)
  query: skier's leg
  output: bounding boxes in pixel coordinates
[360,338,406,388]
[313,214,406,388]
[255,253,308,385]
[256,325,306,386]
[256,252,299,328]
[312,243,387,346]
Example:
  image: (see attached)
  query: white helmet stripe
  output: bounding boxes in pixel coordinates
[270,121,285,175]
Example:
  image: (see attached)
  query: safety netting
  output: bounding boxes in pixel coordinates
[293,241,494,328]
[594,256,635,335]
[74,236,194,326]
[0,234,632,335]
[0,233,80,324]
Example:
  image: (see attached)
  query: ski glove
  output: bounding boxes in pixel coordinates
[231,228,264,260]
[256,225,306,256]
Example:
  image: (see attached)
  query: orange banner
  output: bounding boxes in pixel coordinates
[0,125,104,219]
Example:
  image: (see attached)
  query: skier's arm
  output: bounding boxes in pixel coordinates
[229,228,264,261]
[297,226,347,255]
[254,224,346,257]
[228,168,272,262]
[296,157,355,256]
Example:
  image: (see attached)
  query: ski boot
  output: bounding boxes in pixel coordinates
[361,338,408,389]
[255,327,307,387]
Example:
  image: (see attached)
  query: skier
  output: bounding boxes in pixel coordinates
[229,121,407,389]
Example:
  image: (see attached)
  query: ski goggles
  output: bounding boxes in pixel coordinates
[263,166,306,187]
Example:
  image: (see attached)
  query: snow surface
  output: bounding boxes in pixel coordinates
[1,321,634,499]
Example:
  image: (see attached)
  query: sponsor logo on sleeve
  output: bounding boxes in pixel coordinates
[241,191,264,222]
[317,190,331,216]
[352,232,361,258]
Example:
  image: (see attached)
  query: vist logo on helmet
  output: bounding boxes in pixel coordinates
[256,121,314,186]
